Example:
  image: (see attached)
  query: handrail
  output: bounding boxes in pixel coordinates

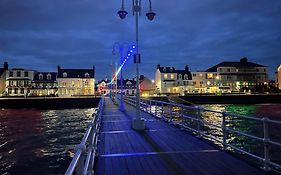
[65,96,104,175]
[122,95,281,172]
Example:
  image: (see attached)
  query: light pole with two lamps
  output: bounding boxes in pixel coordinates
[117,0,156,130]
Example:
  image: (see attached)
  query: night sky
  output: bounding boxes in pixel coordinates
[0,0,280,80]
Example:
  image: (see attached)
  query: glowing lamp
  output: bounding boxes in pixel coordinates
[118,10,128,19]
[146,11,156,21]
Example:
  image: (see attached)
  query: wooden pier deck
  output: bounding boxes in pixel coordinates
[95,97,266,175]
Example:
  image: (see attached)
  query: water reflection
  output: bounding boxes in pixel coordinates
[0,108,96,175]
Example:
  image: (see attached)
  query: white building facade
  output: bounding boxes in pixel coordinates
[5,68,35,96]
[57,66,95,97]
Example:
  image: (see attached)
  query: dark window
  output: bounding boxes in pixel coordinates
[256,68,259,72]
[24,71,29,77]
[20,88,24,94]
[227,68,230,72]
[219,68,222,72]
[17,71,21,77]
[9,71,13,77]
[192,74,196,77]
[14,88,18,94]
[264,69,266,72]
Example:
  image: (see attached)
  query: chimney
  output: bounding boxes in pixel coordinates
[93,65,95,78]
[157,64,160,69]
[57,65,61,72]
[4,62,8,70]
[185,65,189,71]
[240,57,248,63]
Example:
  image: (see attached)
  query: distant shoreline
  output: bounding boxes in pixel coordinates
[0,96,101,109]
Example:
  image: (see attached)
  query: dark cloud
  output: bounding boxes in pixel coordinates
[0,0,281,80]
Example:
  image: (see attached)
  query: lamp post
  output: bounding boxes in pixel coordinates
[117,0,156,130]
[112,42,131,112]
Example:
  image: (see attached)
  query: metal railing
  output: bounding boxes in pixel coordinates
[122,95,281,172]
[65,97,104,175]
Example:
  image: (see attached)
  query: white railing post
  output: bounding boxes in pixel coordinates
[169,105,173,124]
[197,107,202,137]
[161,103,164,119]
[222,112,227,150]
[149,100,152,114]
[75,144,86,175]
[262,117,271,171]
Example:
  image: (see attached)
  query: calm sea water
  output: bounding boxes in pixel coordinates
[0,108,96,175]
[0,104,280,175]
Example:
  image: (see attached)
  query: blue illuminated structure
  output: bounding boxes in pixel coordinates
[110,44,136,84]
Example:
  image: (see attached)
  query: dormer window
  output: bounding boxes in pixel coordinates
[178,74,182,79]
[163,67,166,72]
[47,73,51,80]
[63,72,67,78]
[170,67,173,72]
[184,74,188,80]
[85,72,90,78]
[39,74,43,80]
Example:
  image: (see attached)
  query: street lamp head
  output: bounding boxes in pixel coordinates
[146,11,156,21]
[118,10,128,19]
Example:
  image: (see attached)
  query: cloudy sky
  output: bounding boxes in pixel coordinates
[0,0,280,80]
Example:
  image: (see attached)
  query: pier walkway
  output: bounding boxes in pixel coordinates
[95,97,266,175]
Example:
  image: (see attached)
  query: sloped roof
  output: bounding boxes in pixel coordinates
[57,68,95,78]
[206,59,267,72]
[33,72,57,82]
[158,67,192,80]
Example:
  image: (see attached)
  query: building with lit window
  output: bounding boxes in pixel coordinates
[96,78,137,96]
[5,67,35,96]
[57,66,95,97]
[276,64,281,90]
[139,75,156,96]
[30,72,58,96]
[206,57,268,92]
[155,64,192,94]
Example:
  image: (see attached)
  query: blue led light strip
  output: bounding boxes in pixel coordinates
[109,45,136,84]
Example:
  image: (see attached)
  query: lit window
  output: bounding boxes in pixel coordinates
[207,73,213,79]
[72,81,75,86]
[164,74,168,79]
[171,74,174,79]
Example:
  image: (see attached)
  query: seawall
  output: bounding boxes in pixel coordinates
[0,97,101,109]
